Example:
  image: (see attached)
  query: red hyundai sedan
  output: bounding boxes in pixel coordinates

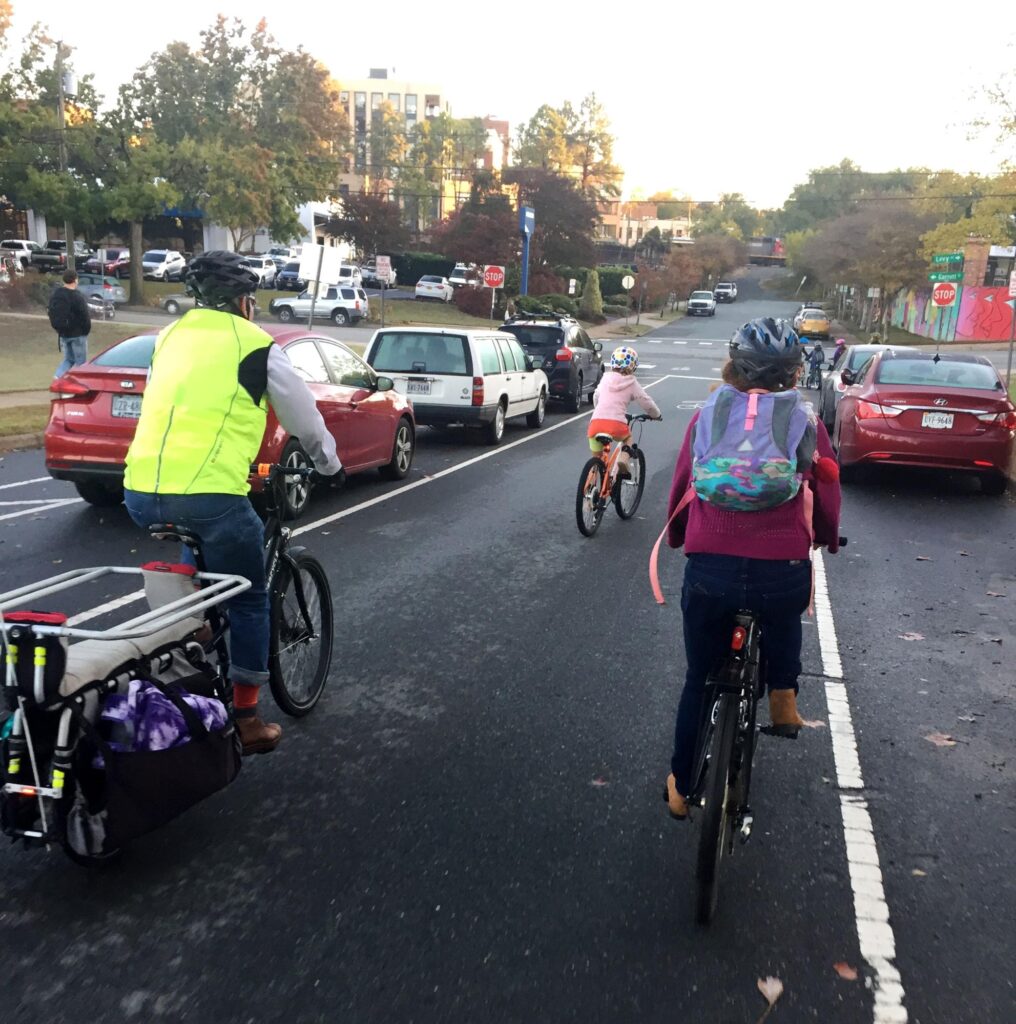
[45,326,416,518]
[834,350,1015,495]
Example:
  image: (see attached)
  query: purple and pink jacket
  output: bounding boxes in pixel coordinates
[666,411,842,559]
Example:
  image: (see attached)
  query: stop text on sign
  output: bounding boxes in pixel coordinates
[931,282,958,307]
[483,265,506,289]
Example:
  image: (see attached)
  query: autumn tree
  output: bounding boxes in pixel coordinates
[324,192,409,259]
[690,234,746,285]
[427,207,516,267]
[504,167,597,267]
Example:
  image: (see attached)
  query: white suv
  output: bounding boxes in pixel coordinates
[142,249,187,280]
[0,239,43,268]
[363,327,549,445]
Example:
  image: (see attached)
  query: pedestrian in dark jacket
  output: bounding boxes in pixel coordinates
[48,269,92,378]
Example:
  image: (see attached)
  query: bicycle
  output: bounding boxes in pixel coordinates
[805,363,822,389]
[0,464,333,864]
[151,463,334,716]
[575,414,655,537]
[680,537,847,924]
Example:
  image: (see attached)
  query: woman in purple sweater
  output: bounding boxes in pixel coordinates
[663,318,842,819]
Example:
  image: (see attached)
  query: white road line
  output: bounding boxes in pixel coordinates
[698,341,712,346]
[67,590,146,626]
[0,498,82,523]
[647,339,662,344]
[813,550,907,1024]
[0,499,77,506]
[674,341,687,345]
[0,476,51,491]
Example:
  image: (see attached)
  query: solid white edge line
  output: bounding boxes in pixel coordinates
[0,476,51,491]
[813,549,908,1024]
[293,376,675,538]
[67,590,147,626]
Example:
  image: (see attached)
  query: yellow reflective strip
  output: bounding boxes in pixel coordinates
[8,758,21,774]
[34,646,46,667]
[6,648,17,664]
[52,769,65,790]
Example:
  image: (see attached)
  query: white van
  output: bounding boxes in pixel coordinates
[363,327,548,445]
[336,265,363,287]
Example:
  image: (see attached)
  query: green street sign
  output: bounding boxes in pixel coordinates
[931,252,964,265]
[928,270,963,282]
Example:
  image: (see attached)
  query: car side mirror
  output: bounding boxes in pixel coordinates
[840,369,855,386]
[593,341,603,353]
[376,375,395,392]
[524,356,535,371]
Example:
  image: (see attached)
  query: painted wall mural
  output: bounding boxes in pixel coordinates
[889,287,960,342]
[955,286,1016,342]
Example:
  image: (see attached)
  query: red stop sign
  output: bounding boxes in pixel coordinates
[931,282,957,307]
[483,265,506,289]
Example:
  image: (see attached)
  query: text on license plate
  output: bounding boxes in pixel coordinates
[921,412,953,429]
[111,394,142,419]
[406,381,431,396]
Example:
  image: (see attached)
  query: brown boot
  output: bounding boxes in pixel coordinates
[236,711,282,755]
[769,689,804,737]
[662,773,688,820]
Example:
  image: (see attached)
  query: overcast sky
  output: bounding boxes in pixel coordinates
[7,0,1013,208]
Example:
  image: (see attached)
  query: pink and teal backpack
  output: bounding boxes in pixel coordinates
[691,385,816,511]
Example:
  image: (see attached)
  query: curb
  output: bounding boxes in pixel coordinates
[0,432,44,454]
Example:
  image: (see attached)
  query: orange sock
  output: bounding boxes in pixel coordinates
[233,683,259,710]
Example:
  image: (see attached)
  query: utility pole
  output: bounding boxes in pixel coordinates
[55,41,75,259]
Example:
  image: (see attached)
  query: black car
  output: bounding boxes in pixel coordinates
[498,313,603,412]
[275,261,305,291]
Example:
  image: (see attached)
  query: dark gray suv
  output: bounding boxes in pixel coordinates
[498,314,603,412]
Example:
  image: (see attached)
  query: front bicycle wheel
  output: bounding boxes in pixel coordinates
[613,446,646,519]
[575,457,606,537]
[268,550,334,716]
[695,693,738,924]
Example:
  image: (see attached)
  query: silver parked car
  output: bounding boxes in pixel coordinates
[817,343,915,428]
[74,272,128,305]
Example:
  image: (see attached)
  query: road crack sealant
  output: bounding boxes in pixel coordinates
[813,549,908,1024]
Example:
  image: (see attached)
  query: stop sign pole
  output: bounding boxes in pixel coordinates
[483,265,505,321]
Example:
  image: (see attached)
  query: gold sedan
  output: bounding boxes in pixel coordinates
[795,308,831,338]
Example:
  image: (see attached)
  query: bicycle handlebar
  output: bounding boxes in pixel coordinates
[626,413,661,423]
[252,463,315,480]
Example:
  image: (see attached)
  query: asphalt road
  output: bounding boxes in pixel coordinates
[0,271,1012,1023]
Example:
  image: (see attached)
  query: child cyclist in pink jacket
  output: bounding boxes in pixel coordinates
[589,346,662,474]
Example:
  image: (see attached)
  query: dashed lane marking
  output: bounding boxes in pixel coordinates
[0,498,82,523]
[813,550,908,1024]
[0,476,52,491]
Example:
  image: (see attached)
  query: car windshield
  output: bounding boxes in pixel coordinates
[691,291,713,300]
[803,310,827,318]
[499,325,565,349]
[93,335,158,368]
[283,262,299,272]
[142,251,164,262]
[876,358,999,390]
[370,332,470,375]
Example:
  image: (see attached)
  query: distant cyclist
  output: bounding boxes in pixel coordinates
[805,340,825,388]
[662,318,841,818]
[123,251,343,755]
[588,346,662,477]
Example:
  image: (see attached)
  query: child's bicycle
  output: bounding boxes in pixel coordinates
[575,413,655,537]
[0,464,332,865]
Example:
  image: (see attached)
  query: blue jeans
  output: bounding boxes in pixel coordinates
[671,554,812,795]
[124,491,269,688]
[56,336,88,378]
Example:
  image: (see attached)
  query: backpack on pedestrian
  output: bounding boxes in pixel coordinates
[48,290,75,338]
[690,384,816,512]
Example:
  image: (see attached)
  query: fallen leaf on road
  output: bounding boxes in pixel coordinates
[801,719,827,729]
[590,777,609,788]
[986,591,1006,598]
[958,551,970,557]
[987,637,1003,644]
[915,556,932,561]
[756,977,784,1022]
[833,962,858,981]
[898,632,925,641]
[957,714,977,723]
[925,732,957,748]
[912,869,927,877]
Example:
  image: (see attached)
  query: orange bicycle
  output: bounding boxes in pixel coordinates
[575,413,653,537]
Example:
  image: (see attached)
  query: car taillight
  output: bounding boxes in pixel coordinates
[856,401,901,419]
[731,626,747,651]
[471,376,483,407]
[49,378,92,401]
[103,282,112,290]
[977,410,1016,429]
[555,348,572,362]
[835,380,847,393]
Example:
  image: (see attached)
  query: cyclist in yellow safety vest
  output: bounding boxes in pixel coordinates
[124,251,343,755]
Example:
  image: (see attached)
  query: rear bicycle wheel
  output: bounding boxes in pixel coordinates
[613,446,646,519]
[695,693,738,924]
[575,457,606,537]
[268,550,334,716]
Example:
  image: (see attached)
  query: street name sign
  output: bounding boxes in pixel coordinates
[931,252,964,265]
[928,271,963,283]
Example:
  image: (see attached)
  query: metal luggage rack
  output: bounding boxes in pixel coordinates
[0,566,252,643]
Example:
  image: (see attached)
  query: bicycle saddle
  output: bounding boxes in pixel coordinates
[594,433,614,445]
[148,523,203,549]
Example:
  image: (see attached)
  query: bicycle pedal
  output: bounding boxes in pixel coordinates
[760,724,801,740]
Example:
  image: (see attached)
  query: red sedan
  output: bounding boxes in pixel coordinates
[45,325,416,518]
[834,350,1015,495]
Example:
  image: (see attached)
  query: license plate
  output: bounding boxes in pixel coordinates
[406,381,431,396]
[921,412,953,429]
[111,394,142,418]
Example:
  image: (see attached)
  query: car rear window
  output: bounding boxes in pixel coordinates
[93,335,157,368]
[499,325,565,349]
[370,332,470,375]
[283,262,299,272]
[876,358,999,390]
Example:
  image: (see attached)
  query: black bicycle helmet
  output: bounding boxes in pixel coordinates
[185,250,260,309]
[728,317,804,387]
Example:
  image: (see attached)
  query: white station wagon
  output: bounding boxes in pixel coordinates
[363,327,549,445]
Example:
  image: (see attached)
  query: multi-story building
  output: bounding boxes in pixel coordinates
[596,200,693,247]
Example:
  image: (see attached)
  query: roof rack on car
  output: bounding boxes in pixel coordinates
[504,312,576,324]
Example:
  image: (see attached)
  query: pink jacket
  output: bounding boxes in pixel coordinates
[592,370,661,422]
